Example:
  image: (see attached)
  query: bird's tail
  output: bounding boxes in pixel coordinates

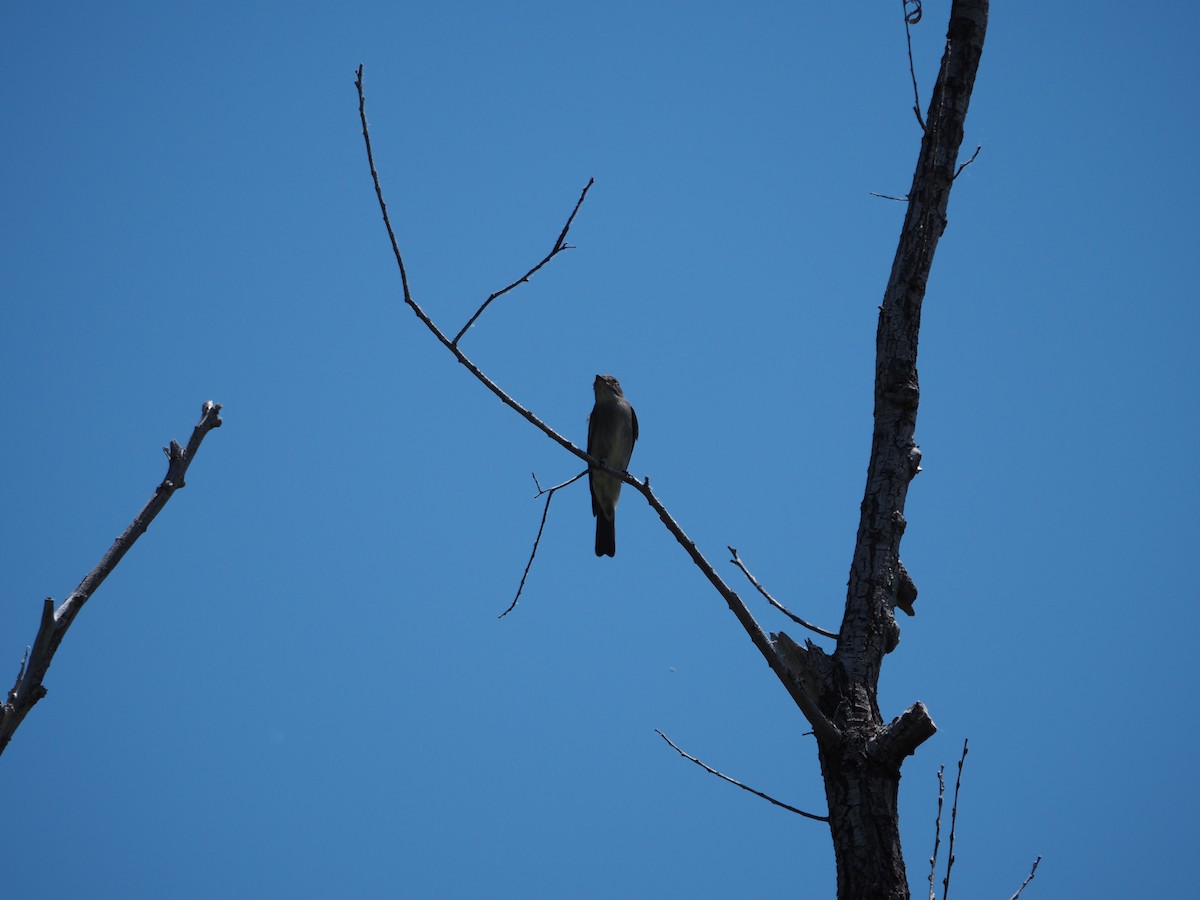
[595,515,616,557]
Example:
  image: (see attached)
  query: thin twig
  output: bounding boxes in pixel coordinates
[355,65,841,745]
[452,179,594,347]
[728,547,837,639]
[356,67,411,303]
[903,0,926,131]
[655,729,828,822]
[0,401,223,757]
[953,145,982,179]
[870,191,910,202]
[499,470,587,618]
[1008,856,1042,900]
[942,738,969,900]
[928,764,946,900]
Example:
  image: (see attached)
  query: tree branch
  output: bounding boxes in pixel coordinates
[1008,856,1042,900]
[655,729,828,822]
[902,0,926,131]
[728,546,837,639]
[354,65,842,746]
[0,400,223,757]
[452,179,594,347]
[942,738,969,900]
[953,145,982,179]
[866,701,937,765]
[928,764,946,900]
[499,470,587,618]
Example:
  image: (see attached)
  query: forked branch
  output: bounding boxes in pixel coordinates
[452,179,594,346]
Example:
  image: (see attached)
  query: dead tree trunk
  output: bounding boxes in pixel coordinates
[777,3,988,897]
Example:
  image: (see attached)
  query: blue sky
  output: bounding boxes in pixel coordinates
[2,2,1197,897]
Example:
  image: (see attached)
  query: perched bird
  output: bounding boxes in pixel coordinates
[587,374,638,557]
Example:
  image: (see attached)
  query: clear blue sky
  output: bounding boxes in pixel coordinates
[3,2,1196,897]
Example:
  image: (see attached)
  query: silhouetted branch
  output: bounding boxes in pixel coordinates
[0,401,223,757]
[655,729,828,822]
[903,0,926,130]
[728,547,837,639]
[500,470,587,618]
[942,738,969,900]
[953,145,982,179]
[1008,856,1042,900]
[928,764,946,900]
[453,179,594,347]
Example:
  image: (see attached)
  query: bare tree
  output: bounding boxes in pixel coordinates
[1,401,223,757]
[355,2,988,897]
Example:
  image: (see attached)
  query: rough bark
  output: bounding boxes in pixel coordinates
[779,3,988,897]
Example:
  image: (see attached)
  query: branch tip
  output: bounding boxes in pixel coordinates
[1008,856,1042,900]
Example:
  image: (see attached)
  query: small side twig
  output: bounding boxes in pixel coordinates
[0,400,223,757]
[928,764,946,900]
[870,191,910,202]
[1008,856,1042,900]
[499,470,587,618]
[452,178,594,346]
[903,0,926,131]
[942,738,969,900]
[655,729,828,822]
[953,145,982,179]
[728,547,837,639]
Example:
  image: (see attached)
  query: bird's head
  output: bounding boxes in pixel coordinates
[594,374,624,399]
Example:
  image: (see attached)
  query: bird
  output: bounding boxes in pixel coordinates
[587,374,638,557]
